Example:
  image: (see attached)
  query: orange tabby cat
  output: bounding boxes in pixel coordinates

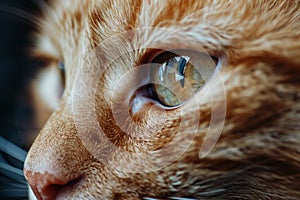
[24,0,300,199]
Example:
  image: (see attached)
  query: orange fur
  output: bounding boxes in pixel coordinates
[24,0,300,199]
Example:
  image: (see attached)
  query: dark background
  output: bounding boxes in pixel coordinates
[0,0,41,149]
[0,1,42,199]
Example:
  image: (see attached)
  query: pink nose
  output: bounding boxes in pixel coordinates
[24,170,73,200]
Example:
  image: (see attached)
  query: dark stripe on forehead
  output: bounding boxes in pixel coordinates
[88,0,142,48]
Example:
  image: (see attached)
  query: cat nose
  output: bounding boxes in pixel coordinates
[24,169,74,200]
[23,108,90,199]
[24,168,83,200]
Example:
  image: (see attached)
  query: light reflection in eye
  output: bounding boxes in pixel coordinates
[151,52,217,107]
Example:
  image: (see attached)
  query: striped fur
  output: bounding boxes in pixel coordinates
[24,0,300,199]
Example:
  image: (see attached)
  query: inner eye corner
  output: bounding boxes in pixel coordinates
[54,59,66,98]
[58,61,65,70]
[211,55,219,65]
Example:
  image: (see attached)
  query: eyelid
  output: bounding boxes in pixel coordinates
[142,47,220,64]
[31,49,60,67]
[140,49,165,64]
[151,49,215,65]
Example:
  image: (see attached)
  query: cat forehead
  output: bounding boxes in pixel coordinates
[88,0,299,46]
[37,0,300,61]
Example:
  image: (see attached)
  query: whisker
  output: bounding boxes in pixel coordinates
[0,153,8,164]
[0,5,40,26]
[0,188,27,192]
[196,189,225,196]
[0,137,28,199]
[0,175,27,188]
[0,162,26,183]
[31,0,48,10]
[0,136,27,162]
[144,197,197,200]
[0,188,28,199]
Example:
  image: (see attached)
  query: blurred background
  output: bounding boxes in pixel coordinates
[0,0,41,149]
[0,0,43,199]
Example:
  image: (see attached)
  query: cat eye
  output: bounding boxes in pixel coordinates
[150,51,218,107]
[56,61,66,99]
[58,61,66,87]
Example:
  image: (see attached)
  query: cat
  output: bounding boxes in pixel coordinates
[23,0,300,199]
